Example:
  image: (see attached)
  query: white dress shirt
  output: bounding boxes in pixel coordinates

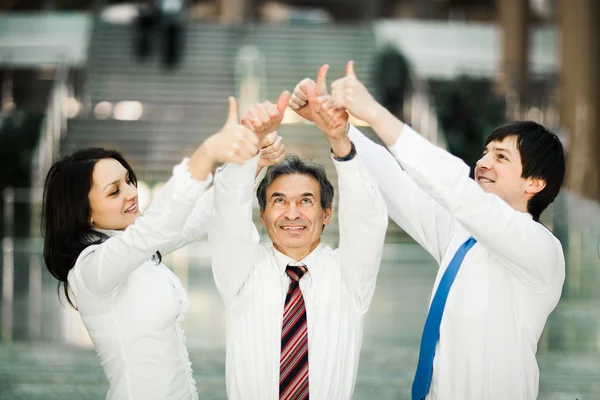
[68,159,212,400]
[349,125,565,399]
[208,152,388,400]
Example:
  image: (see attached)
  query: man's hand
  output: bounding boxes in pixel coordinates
[258,131,286,168]
[306,84,349,142]
[241,91,290,140]
[330,61,380,124]
[290,64,349,139]
[190,97,259,180]
[288,64,330,122]
[306,85,351,158]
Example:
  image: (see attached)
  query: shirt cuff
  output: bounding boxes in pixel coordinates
[332,153,371,192]
[216,153,261,185]
[172,157,213,200]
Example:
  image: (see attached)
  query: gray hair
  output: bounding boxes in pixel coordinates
[256,154,334,211]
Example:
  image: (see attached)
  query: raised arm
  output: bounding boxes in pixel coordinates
[151,130,288,256]
[334,153,388,312]
[387,128,563,290]
[302,82,387,311]
[209,93,289,306]
[208,155,262,306]
[331,62,563,290]
[289,66,454,264]
[76,97,260,296]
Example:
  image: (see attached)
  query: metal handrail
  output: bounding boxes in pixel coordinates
[404,70,446,149]
[30,58,70,191]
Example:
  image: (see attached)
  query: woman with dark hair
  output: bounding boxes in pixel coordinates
[41,98,280,400]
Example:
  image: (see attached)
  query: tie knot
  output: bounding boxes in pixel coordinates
[285,264,308,282]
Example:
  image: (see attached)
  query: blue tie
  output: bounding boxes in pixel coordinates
[411,236,477,400]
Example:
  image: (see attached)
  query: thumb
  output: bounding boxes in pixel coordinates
[346,60,356,78]
[316,64,329,95]
[276,90,291,116]
[306,82,318,103]
[226,96,239,124]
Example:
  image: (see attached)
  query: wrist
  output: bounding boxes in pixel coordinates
[366,102,385,125]
[189,139,217,180]
[329,137,353,159]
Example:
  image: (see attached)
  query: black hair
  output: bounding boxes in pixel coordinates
[42,148,142,308]
[485,121,566,221]
[256,154,334,212]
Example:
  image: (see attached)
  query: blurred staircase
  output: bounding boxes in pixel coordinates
[63,19,408,241]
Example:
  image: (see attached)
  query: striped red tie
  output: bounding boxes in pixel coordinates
[280,264,309,400]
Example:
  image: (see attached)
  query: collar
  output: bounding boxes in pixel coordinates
[271,242,325,278]
[93,228,123,238]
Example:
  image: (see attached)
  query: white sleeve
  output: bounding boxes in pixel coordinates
[74,159,212,296]
[389,126,564,290]
[348,124,455,265]
[335,153,388,313]
[208,155,262,306]
[155,187,214,256]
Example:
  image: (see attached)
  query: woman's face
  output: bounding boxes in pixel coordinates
[88,158,140,231]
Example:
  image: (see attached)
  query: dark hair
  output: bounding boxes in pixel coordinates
[256,154,334,212]
[42,148,138,308]
[485,121,565,221]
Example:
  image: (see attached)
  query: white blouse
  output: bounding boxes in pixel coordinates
[67,160,212,400]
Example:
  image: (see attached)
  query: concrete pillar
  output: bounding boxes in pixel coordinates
[220,0,245,23]
[497,0,529,107]
[559,0,600,201]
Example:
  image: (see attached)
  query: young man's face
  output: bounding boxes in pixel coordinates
[260,173,332,260]
[474,136,545,213]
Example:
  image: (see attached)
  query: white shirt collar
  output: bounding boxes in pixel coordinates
[93,228,123,238]
[271,242,325,277]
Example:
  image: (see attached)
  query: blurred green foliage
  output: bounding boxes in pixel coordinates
[0,111,43,237]
[429,76,506,175]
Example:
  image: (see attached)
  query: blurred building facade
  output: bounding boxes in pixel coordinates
[0,1,599,399]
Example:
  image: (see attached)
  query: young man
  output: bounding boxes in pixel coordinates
[208,95,388,399]
[289,62,566,400]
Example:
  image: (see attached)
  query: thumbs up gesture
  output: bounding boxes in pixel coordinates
[330,61,380,124]
[288,64,331,122]
[241,91,291,140]
[191,96,260,171]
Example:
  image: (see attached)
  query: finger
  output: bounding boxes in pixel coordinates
[316,106,334,124]
[276,91,291,116]
[346,60,356,78]
[295,79,314,101]
[332,88,345,108]
[245,108,262,131]
[316,64,329,96]
[306,83,318,104]
[261,135,283,155]
[290,95,307,109]
[266,101,279,118]
[241,117,255,132]
[317,96,335,112]
[288,100,300,111]
[226,96,239,123]
[267,141,286,160]
[239,126,259,145]
[254,104,270,125]
[234,135,259,157]
[330,79,344,102]
[260,131,278,148]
